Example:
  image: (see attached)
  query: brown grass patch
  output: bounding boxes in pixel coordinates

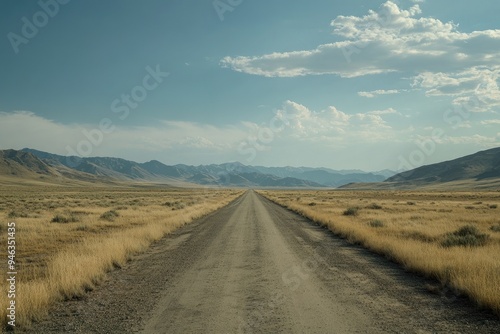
[0,186,243,329]
[258,189,500,317]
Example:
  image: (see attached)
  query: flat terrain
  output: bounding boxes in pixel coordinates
[260,189,500,316]
[24,191,499,333]
[0,186,242,328]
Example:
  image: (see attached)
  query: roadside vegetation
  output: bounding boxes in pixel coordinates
[0,186,243,329]
[258,190,500,317]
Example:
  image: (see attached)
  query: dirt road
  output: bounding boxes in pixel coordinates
[28,190,499,333]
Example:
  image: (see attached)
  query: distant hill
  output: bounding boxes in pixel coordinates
[0,149,53,176]
[4,148,395,188]
[0,149,111,186]
[386,147,500,183]
[340,147,500,190]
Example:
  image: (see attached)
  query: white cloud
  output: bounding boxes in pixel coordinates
[272,101,395,143]
[327,106,351,124]
[0,105,398,164]
[0,111,88,150]
[221,1,500,78]
[358,89,400,98]
[220,1,500,112]
[412,66,500,112]
[0,111,250,161]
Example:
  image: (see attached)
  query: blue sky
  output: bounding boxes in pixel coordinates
[1,0,499,171]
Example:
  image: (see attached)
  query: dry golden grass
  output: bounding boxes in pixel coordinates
[258,190,500,316]
[0,186,243,328]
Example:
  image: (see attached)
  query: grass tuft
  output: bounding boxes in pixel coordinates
[51,214,80,223]
[369,219,384,228]
[100,210,119,222]
[163,201,186,210]
[8,210,28,218]
[343,207,360,216]
[441,225,489,248]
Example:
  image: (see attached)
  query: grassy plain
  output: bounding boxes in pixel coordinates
[258,190,500,316]
[0,185,243,328]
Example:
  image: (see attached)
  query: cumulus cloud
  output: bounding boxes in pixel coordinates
[413,66,500,111]
[221,1,500,113]
[272,100,395,143]
[221,1,500,78]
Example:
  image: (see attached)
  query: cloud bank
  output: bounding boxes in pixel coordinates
[221,1,500,78]
[221,1,500,113]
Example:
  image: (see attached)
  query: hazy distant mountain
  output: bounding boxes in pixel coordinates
[9,148,394,188]
[386,147,500,183]
[17,149,326,187]
[140,160,189,178]
[228,172,323,187]
[252,166,389,187]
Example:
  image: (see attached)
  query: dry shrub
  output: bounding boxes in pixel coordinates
[343,207,359,216]
[441,225,489,248]
[369,219,384,228]
[100,210,119,222]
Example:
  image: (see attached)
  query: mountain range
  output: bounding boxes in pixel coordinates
[2,147,498,189]
[0,148,394,188]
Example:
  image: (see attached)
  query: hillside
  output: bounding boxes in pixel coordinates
[340,147,500,190]
[387,147,500,183]
[0,149,53,178]
[0,150,110,186]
